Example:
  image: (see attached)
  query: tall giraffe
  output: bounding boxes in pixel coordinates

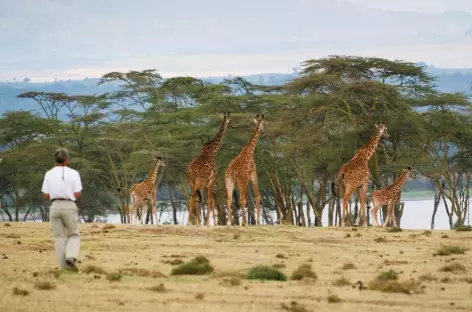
[225,114,265,226]
[187,112,232,226]
[371,167,412,227]
[128,156,166,225]
[333,122,389,227]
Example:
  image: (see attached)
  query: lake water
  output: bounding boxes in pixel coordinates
[100,197,468,230]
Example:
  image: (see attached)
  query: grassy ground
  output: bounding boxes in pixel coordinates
[1,223,471,312]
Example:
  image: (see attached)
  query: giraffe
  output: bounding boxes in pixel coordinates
[128,156,166,225]
[371,167,412,228]
[225,114,264,226]
[333,122,389,227]
[187,112,232,226]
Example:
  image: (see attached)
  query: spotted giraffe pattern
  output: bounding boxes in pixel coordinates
[225,114,264,226]
[187,112,231,226]
[335,122,389,227]
[128,156,166,225]
[371,167,412,227]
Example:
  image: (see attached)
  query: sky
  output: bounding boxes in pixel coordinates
[1,0,472,81]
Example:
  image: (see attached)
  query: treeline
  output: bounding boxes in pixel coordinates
[0,55,470,229]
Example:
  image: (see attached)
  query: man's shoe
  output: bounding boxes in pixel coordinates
[65,258,78,272]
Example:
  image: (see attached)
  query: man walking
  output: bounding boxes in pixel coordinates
[41,147,83,271]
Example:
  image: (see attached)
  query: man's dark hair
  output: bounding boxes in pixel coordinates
[55,147,69,164]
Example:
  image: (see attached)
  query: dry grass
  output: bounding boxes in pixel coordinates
[1,223,472,312]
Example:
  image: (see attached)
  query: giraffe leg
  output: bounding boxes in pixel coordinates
[250,170,262,226]
[341,187,354,227]
[384,201,395,227]
[371,197,380,227]
[205,183,216,226]
[205,170,216,226]
[225,176,234,226]
[151,198,158,226]
[355,183,368,227]
[239,183,248,226]
[187,184,199,226]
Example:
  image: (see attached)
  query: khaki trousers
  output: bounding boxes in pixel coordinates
[49,200,80,269]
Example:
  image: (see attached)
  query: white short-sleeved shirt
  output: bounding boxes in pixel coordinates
[41,166,83,201]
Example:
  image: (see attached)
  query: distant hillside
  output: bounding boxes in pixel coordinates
[1,66,472,117]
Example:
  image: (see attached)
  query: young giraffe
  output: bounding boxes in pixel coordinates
[187,112,232,226]
[225,114,264,226]
[334,122,389,227]
[371,167,412,228]
[128,156,166,225]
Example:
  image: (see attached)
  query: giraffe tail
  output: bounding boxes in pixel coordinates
[233,190,240,209]
[195,190,203,203]
[331,182,337,197]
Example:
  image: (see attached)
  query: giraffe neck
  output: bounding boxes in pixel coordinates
[391,171,410,190]
[363,133,381,160]
[241,125,262,156]
[143,161,161,188]
[201,119,229,158]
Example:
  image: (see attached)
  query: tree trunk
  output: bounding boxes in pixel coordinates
[297,201,305,226]
[168,185,178,225]
[1,201,13,222]
[431,192,441,230]
[23,207,33,222]
[306,200,312,227]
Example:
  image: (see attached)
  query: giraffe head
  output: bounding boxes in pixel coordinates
[374,121,389,139]
[402,166,413,178]
[152,156,166,167]
[219,111,232,128]
[252,114,265,134]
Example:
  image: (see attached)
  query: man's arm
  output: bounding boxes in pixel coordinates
[41,174,50,200]
[73,171,83,200]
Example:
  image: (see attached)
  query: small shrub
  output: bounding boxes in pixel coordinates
[422,230,432,236]
[333,276,351,287]
[34,281,56,290]
[233,233,240,239]
[119,268,165,278]
[327,294,342,303]
[12,287,29,296]
[162,259,184,265]
[419,273,437,282]
[291,264,317,281]
[82,265,107,275]
[171,256,214,275]
[345,233,351,238]
[195,293,204,300]
[355,233,362,237]
[148,283,166,292]
[102,224,116,230]
[461,277,472,284]
[106,272,122,282]
[3,223,11,227]
[376,270,399,281]
[275,253,288,259]
[375,236,387,243]
[246,265,287,281]
[436,245,468,256]
[441,276,453,283]
[272,263,286,269]
[439,262,466,274]
[280,301,308,312]
[342,263,356,270]
[369,279,423,294]
[388,227,402,233]
[455,225,472,232]
[220,276,241,287]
